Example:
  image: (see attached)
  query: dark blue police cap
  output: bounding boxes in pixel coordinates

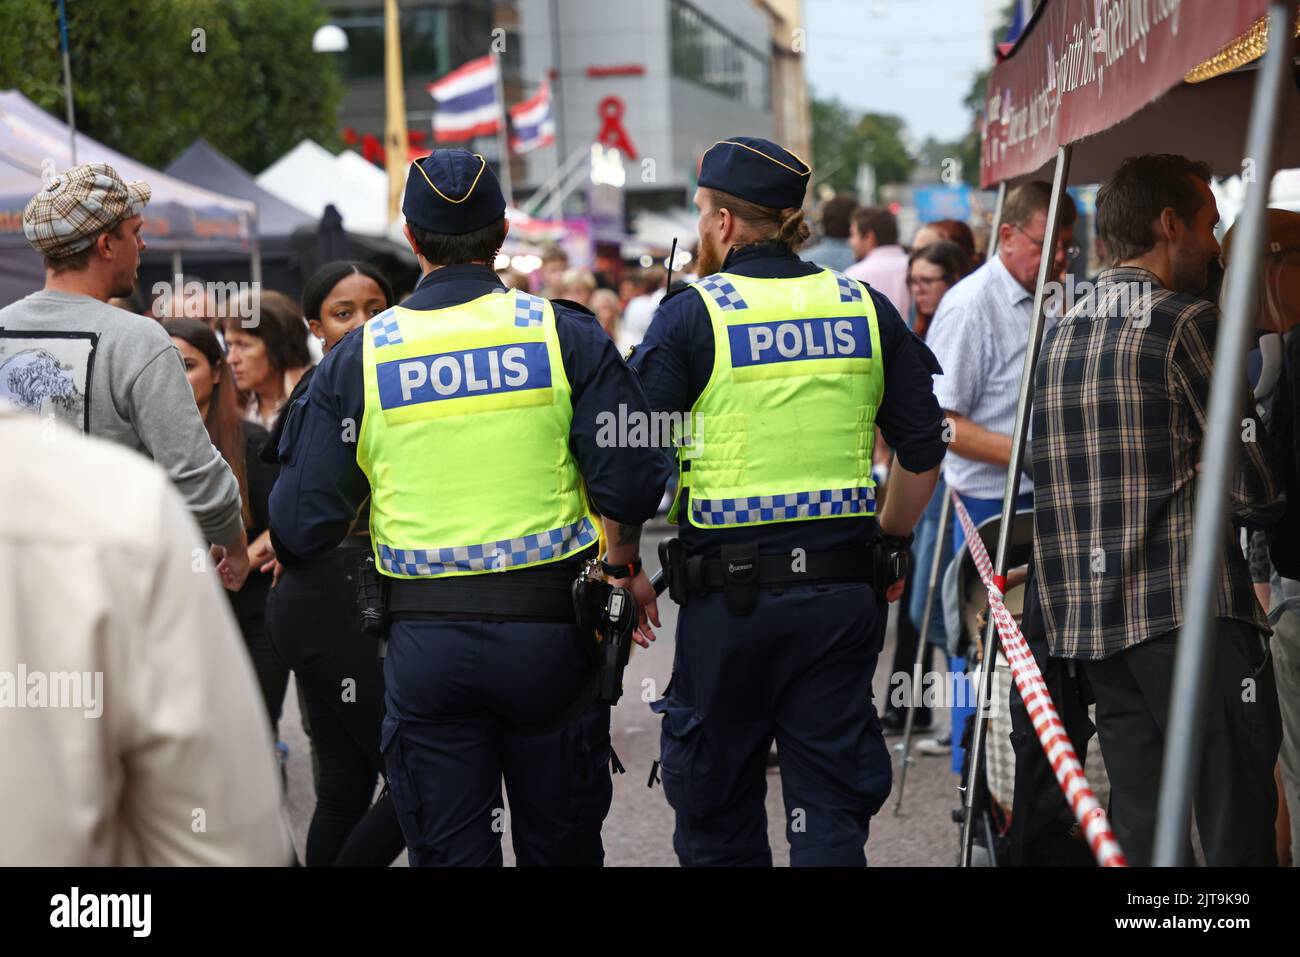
[402,149,506,235]
[697,136,811,210]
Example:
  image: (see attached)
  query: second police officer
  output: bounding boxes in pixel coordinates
[626,137,947,866]
[269,149,669,866]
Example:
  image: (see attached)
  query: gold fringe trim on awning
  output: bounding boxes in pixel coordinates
[1185,9,1300,83]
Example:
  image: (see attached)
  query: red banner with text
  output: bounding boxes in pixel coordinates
[981,0,1275,186]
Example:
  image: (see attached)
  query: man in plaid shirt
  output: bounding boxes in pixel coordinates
[1032,154,1284,865]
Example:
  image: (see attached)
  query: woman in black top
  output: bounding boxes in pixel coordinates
[263,262,407,866]
[166,318,288,730]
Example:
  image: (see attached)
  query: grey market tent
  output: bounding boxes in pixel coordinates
[0,91,255,307]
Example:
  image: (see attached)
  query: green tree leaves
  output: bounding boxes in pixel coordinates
[0,0,343,174]
[810,96,914,199]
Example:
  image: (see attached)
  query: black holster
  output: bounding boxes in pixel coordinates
[356,555,390,651]
[658,536,698,606]
[720,543,760,616]
[571,571,636,706]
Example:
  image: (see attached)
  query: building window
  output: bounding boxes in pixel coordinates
[670,0,770,111]
[331,5,452,81]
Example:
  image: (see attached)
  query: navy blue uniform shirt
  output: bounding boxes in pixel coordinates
[628,241,946,559]
[269,264,671,563]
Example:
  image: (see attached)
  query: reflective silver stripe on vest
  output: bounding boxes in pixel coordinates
[377,516,597,576]
[691,487,876,525]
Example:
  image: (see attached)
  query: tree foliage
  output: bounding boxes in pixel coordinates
[810,96,914,200]
[0,0,343,173]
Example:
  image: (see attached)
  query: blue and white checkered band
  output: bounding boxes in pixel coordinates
[691,486,876,525]
[514,290,546,327]
[377,516,598,576]
[695,274,749,311]
[832,270,864,303]
[369,309,403,347]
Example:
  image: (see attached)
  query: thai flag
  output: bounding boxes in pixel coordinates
[509,80,555,154]
[427,55,500,143]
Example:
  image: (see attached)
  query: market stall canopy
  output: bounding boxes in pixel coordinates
[256,140,393,239]
[0,90,255,251]
[165,138,314,238]
[980,0,1300,187]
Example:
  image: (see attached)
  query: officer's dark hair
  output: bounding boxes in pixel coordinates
[162,317,251,528]
[408,218,508,267]
[819,193,859,240]
[218,289,312,374]
[1096,154,1212,263]
[702,187,811,251]
[301,261,394,322]
[852,206,899,247]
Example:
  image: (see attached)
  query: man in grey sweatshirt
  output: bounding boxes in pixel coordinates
[0,163,248,589]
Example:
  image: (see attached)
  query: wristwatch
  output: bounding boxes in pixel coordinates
[599,557,643,579]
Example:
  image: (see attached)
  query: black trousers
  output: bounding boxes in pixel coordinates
[1080,619,1282,866]
[229,575,289,735]
[267,547,406,867]
[1007,566,1097,866]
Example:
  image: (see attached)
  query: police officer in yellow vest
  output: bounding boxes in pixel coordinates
[625,137,947,865]
[269,149,669,866]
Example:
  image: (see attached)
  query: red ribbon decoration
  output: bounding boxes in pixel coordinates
[596,96,637,160]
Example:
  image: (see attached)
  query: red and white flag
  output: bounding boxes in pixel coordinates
[509,79,555,154]
[426,55,500,143]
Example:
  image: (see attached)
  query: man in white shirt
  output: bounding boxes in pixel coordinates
[0,409,291,865]
[926,182,1078,521]
[847,205,912,319]
[917,181,1077,763]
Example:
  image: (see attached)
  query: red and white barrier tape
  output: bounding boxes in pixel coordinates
[950,492,1127,868]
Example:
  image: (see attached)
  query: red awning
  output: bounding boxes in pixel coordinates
[980,0,1300,187]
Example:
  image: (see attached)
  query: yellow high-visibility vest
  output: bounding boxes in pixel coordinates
[669,268,885,529]
[357,289,597,578]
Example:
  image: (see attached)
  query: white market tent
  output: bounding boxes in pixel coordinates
[255,140,395,241]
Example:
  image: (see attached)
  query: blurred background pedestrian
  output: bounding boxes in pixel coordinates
[913,219,978,273]
[560,267,597,308]
[590,287,622,344]
[803,192,859,271]
[165,317,286,736]
[220,289,312,431]
[848,205,911,318]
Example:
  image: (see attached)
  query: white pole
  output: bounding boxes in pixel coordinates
[492,49,514,208]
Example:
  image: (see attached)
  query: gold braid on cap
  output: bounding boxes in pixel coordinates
[709,140,811,177]
[412,154,488,204]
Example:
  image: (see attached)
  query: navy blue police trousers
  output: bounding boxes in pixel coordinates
[381,618,613,866]
[652,581,891,866]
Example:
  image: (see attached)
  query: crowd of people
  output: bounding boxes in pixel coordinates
[798,163,1300,868]
[2,144,1298,869]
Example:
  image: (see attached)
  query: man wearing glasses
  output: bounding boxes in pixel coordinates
[917,182,1078,765]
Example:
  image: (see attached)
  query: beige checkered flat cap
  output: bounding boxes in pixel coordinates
[23,162,151,259]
